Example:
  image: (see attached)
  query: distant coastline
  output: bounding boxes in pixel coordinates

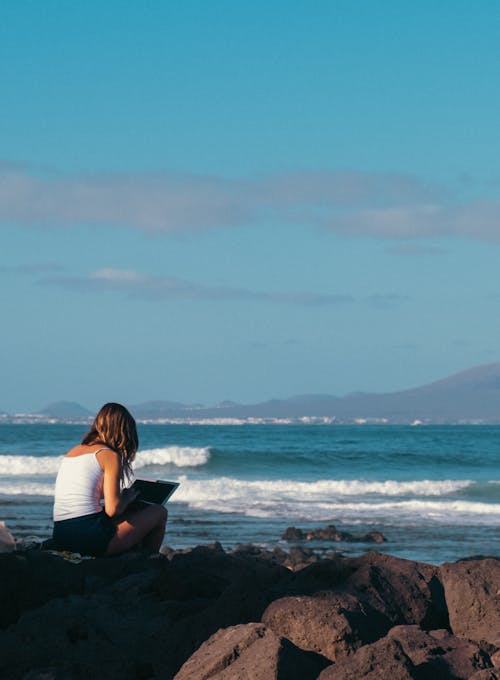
[0,414,494,426]
[4,362,500,425]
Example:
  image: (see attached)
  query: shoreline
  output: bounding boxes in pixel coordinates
[0,540,499,679]
[1,495,498,566]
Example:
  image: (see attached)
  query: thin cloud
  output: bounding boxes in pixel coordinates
[0,262,65,274]
[0,165,451,235]
[364,293,411,309]
[322,201,500,240]
[386,244,447,256]
[40,267,355,307]
[2,164,497,241]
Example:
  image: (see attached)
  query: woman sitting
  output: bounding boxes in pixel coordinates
[52,402,167,556]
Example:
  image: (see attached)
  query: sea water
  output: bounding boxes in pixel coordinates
[0,423,499,564]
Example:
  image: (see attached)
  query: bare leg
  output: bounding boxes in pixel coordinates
[105,504,167,556]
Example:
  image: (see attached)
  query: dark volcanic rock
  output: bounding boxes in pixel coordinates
[0,577,176,679]
[0,546,291,679]
[342,551,448,629]
[388,625,493,679]
[262,592,391,661]
[282,552,350,594]
[281,524,388,543]
[0,551,85,628]
[364,531,387,544]
[282,527,305,541]
[440,557,500,647]
[152,544,291,672]
[1,544,499,680]
[470,669,500,679]
[318,635,416,680]
[284,551,447,630]
[285,545,322,570]
[228,543,321,571]
[319,625,493,680]
[173,623,330,680]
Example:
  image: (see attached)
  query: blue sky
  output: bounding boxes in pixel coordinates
[1,1,500,412]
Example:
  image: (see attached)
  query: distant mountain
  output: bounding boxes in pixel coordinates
[8,363,500,423]
[39,401,93,419]
[128,400,205,419]
[126,363,500,423]
[218,362,500,422]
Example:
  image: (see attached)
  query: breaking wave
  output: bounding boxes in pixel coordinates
[1,475,499,526]
[0,446,211,477]
[173,477,500,525]
[135,446,211,468]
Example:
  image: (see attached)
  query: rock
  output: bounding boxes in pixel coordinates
[0,582,177,679]
[283,553,350,595]
[284,546,321,570]
[283,551,447,630]
[388,625,493,679]
[319,625,494,680]
[282,527,305,541]
[306,525,349,541]
[318,635,416,679]
[152,545,291,671]
[440,557,500,646]
[173,623,330,680]
[231,544,324,572]
[281,524,388,543]
[0,551,85,628]
[1,544,499,680]
[0,547,291,679]
[262,591,391,661]
[342,551,448,629]
[363,531,387,544]
[469,669,500,679]
[161,541,225,560]
[229,544,290,568]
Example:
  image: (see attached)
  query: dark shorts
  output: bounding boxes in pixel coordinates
[53,511,117,557]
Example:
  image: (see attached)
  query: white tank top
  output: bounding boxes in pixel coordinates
[53,450,107,521]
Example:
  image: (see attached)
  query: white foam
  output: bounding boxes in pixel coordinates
[173,477,500,525]
[0,446,211,477]
[0,481,54,496]
[0,455,62,476]
[135,446,211,468]
[1,475,500,526]
[176,478,471,499]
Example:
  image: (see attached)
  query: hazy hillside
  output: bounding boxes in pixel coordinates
[39,401,93,419]
[126,363,500,422]
[5,363,500,423]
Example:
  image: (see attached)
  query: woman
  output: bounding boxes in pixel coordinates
[52,402,167,556]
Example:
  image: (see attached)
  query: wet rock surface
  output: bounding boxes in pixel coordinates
[282,524,388,543]
[0,544,498,679]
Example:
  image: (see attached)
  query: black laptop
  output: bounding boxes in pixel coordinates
[130,479,179,506]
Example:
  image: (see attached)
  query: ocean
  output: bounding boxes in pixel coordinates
[1,423,499,565]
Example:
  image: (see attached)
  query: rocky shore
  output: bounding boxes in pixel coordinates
[0,542,499,679]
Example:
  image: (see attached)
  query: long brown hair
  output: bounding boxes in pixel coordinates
[82,403,138,482]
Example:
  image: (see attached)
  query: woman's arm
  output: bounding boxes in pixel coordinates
[97,449,138,518]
